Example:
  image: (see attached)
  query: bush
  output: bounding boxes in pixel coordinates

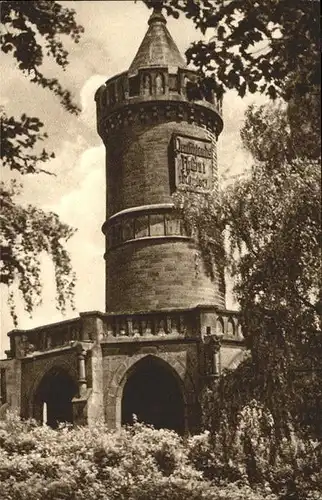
[0,412,319,500]
[194,400,322,500]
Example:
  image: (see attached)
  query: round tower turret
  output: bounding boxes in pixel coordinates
[95,7,224,313]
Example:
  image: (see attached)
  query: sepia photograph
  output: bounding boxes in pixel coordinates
[0,1,320,498]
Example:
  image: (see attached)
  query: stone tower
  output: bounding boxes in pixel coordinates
[95,6,224,314]
[0,6,244,433]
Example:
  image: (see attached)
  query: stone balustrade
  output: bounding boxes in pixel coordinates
[7,318,82,359]
[100,307,243,342]
[6,307,243,359]
[200,308,243,340]
[101,310,188,339]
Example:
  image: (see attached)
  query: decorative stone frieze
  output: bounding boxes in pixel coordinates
[98,100,222,139]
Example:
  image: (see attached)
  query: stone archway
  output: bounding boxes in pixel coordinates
[33,367,77,428]
[121,356,185,434]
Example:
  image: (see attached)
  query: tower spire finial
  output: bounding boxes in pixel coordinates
[150,0,163,12]
[148,1,166,25]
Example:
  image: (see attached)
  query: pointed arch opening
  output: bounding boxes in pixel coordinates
[155,73,165,94]
[33,367,77,428]
[121,356,185,434]
[227,318,235,336]
[216,317,224,335]
[143,73,152,96]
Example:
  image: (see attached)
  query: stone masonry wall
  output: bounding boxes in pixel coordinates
[101,340,201,433]
[20,349,78,419]
[106,238,225,312]
[105,120,218,217]
[0,358,21,415]
[104,114,224,313]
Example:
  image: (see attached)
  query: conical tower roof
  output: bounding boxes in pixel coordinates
[129,6,186,75]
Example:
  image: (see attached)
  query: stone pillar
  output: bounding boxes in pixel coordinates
[0,369,4,405]
[87,342,104,426]
[42,402,47,426]
[79,311,103,342]
[78,350,87,397]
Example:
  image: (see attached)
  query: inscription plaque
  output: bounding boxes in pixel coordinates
[172,134,213,192]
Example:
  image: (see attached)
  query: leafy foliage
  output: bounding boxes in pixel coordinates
[229,101,321,337]
[0,1,83,324]
[144,0,320,100]
[0,413,296,500]
[0,181,76,325]
[174,98,321,445]
[194,402,322,500]
[1,0,83,113]
[0,110,77,324]
[221,102,321,441]
[1,108,55,175]
[173,189,226,284]
[1,413,321,500]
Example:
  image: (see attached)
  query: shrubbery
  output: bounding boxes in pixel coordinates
[1,411,320,500]
[0,413,267,500]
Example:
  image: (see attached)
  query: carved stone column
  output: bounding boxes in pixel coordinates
[77,349,87,397]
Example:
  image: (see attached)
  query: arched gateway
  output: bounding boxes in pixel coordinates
[33,368,77,428]
[121,356,185,433]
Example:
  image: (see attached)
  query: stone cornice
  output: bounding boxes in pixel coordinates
[98,99,223,140]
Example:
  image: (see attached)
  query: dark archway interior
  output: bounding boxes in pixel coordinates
[35,369,77,428]
[121,357,184,434]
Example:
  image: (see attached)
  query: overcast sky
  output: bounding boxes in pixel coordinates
[0,0,266,354]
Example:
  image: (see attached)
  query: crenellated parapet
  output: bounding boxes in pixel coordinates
[95,68,223,139]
